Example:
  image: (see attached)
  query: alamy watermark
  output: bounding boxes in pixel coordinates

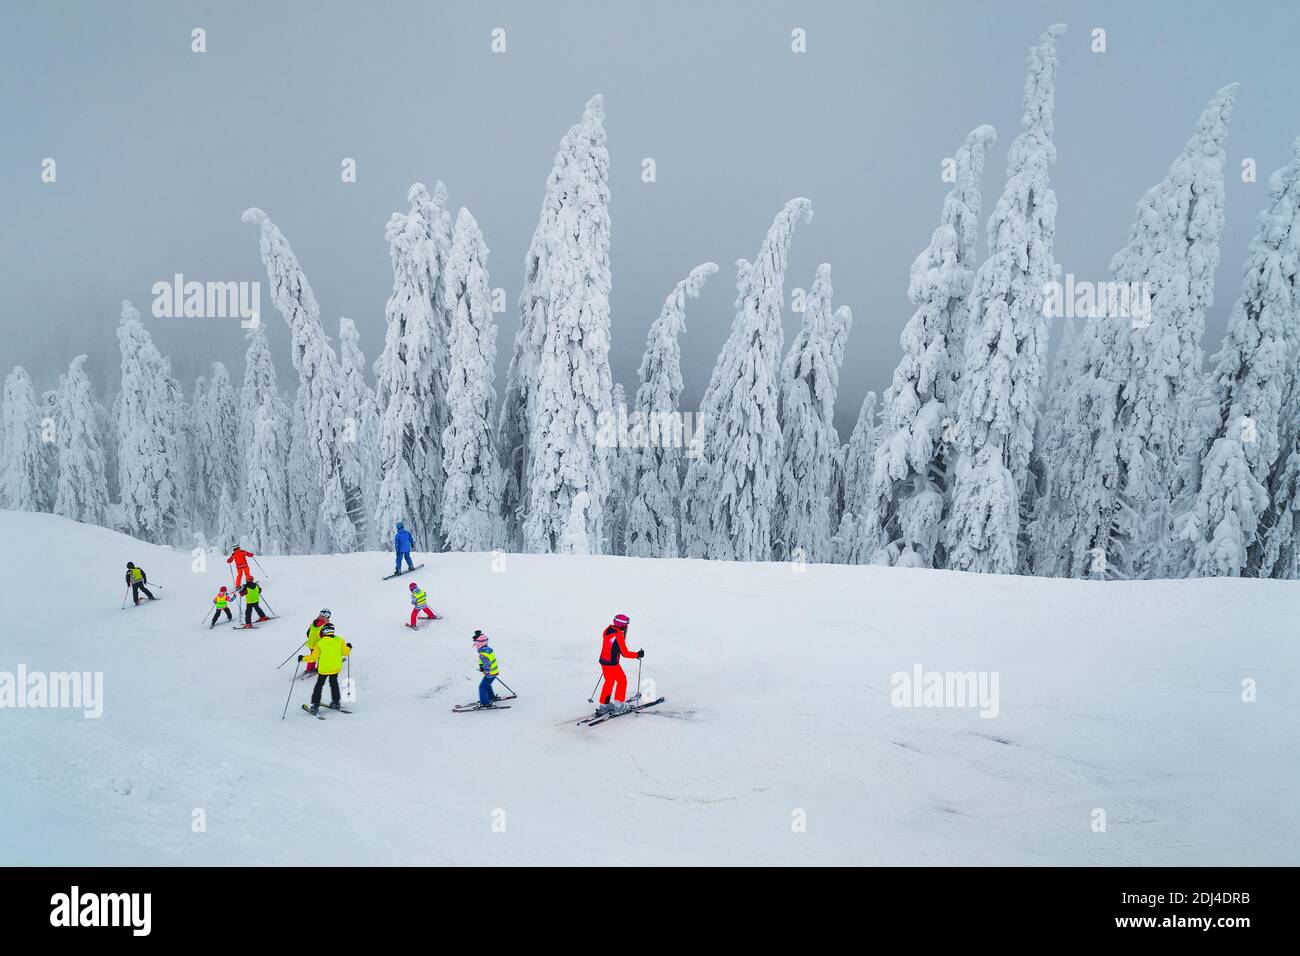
[151,273,261,327]
[1042,274,1153,328]
[50,886,150,936]
[0,665,103,718]
[890,664,1000,718]
[596,407,707,459]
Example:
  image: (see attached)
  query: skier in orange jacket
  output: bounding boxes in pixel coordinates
[226,545,255,586]
[597,613,643,711]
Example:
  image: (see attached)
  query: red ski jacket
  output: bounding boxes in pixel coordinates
[599,625,638,667]
[226,548,254,568]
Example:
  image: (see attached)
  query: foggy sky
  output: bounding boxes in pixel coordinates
[3,0,1299,433]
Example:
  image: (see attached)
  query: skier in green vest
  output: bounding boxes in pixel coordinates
[237,577,270,628]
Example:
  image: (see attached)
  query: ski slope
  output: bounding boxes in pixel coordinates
[0,509,1297,866]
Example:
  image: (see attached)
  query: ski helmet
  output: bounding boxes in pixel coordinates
[409,582,418,591]
[126,562,135,569]
[396,521,404,530]
[219,586,228,593]
[472,630,488,648]
[612,613,630,629]
[321,623,335,635]
[319,608,332,618]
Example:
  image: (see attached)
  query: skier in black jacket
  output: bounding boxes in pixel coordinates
[125,562,155,605]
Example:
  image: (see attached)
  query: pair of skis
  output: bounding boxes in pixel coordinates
[451,693,518,713]
[577,696,666,727]
[232,615,278,631]
[404,614,444,630]
[301,703,353,720]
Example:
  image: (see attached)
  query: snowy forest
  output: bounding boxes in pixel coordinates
[5,24,1300,582]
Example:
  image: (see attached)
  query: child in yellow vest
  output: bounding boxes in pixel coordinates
[209,586,232,628]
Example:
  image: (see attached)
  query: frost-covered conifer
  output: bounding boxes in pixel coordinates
[681,198,813,561]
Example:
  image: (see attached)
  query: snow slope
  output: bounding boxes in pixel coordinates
[1,509,1297,865]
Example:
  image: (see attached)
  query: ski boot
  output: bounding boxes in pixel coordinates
[307,703,320,716]
[327,701,341,711]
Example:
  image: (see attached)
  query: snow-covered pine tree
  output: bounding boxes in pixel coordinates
[624,262,718,559]
[242,208,359,553]
[522,95,615,554]
[1032,85,1236,579]
[1186,137,1300,575]
[191,363,239,534]
[39,389,61,509]
[604,382,631,553]
[97,391,118,505]
[862,125,995,568]
[186,372,209,529]
[440,207,506,552]
[681,198,813,561]
[1255,370,1300,577]
[237,326,284,458]
[498,107,584,548]
[214,481,243,554]
[373,183,452,552]
[2,367,51,512]
[117,301,183,544]
[244,399,292,555]
[338,317,376,543]
[53,355,109,526]
[558,491,592,555]
[831,391,878,563]
[1026,315,1091,576]
[945,26,1065,574]
[236,326,291,553]
[1117,85,1236,578]
[773,264,853,562]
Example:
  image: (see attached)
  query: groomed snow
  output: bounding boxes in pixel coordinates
[0,509,1296,865]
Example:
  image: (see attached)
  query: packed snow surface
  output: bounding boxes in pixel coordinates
[1,510,1296,865]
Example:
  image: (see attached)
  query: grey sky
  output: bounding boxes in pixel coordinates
[3,0,1299,433]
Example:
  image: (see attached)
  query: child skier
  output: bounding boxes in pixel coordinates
[226,545,255,587]
[597,613,643,714]
[210,586,233,628]
[473,630,501,707]
[125,562,155,605]
[238,577,270,627]
[304,608,330,675]
[407,581,437,628]
[393,521,415,576]
[299,622,351,714]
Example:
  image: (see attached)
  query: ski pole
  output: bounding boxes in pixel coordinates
[252,556,269,580]
[587,672,603,703]
[495,678,516,697]
[276,641,307,669]
[281,660,301,719]
[260,598,276,618]
[636,657,643,700]
[197,603,212,625]
[121,588,130,610]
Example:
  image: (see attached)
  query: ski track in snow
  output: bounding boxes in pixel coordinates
[0,510,1298,865]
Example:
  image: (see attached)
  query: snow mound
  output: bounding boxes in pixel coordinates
[0,509,1296,865]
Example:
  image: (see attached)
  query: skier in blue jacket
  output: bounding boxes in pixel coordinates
[393,521,415,575]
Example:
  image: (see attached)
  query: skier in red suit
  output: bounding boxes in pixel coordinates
[226,545,255,587]
[598,613,643,709]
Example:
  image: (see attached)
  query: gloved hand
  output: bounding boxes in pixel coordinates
[346,643,353,649]
[297,655,304,662]
[637,649,645,659]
